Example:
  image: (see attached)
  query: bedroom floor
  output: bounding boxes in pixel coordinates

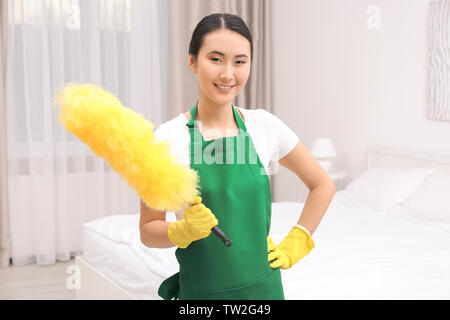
[0,259,76,300]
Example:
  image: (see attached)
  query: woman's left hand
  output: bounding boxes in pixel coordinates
[267,226,315,270]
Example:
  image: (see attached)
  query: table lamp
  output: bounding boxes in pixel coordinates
[310,138,337,172]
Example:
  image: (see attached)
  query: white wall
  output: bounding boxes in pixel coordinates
[271,0,450,202]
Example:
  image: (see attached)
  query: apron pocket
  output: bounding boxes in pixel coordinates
[195,269,284,300]
[158,272,180,300]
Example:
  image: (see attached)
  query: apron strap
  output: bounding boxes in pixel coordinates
[186,101,198,129]
[232,105,246,131]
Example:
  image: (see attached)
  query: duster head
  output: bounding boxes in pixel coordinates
[53,83,199,211]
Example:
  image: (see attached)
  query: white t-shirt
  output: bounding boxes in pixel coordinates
[154,107,299,176]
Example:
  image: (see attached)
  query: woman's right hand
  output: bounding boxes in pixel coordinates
[167,196,218,248]
[184,196,218,239]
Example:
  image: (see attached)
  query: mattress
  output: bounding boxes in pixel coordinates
[81,190,450,299]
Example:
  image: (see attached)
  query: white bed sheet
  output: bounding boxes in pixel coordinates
[81,190,450,300]
[81,214,178,300]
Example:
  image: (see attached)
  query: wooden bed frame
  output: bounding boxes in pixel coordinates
[75,256,136,300]
[74,144,450,300]
[368,144,450,173]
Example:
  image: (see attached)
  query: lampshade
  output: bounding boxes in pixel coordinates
[310,138,337,158]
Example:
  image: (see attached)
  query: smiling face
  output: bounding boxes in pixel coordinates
[189,28,252,107]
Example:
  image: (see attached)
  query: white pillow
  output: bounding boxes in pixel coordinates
[344,168,435,211]
[403,171,450,224]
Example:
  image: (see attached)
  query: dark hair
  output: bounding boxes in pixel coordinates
[189,13,253,62]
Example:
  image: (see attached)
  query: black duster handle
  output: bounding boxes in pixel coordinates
[212,226,232,247]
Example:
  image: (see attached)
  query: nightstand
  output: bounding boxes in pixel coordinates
[328,169,348,191]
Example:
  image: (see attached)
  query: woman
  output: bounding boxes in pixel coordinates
[139,13,335,300]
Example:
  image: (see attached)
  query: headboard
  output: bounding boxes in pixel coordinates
[367,144,450,174]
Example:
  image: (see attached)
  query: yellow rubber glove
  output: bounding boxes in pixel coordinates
[267,225,315,269]
[167,196,218,249]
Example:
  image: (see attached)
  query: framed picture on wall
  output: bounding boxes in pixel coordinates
[427,0,450,121]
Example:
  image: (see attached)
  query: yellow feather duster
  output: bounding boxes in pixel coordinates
[53,83,200,212]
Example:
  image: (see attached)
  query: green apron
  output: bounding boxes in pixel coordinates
[158,102,284,300]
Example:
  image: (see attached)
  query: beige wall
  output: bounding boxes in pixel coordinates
[271,0,449,202]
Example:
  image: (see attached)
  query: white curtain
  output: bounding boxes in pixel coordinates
[5,0,169,266]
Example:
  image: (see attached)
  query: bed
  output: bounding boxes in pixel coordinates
[75,144,450,300]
